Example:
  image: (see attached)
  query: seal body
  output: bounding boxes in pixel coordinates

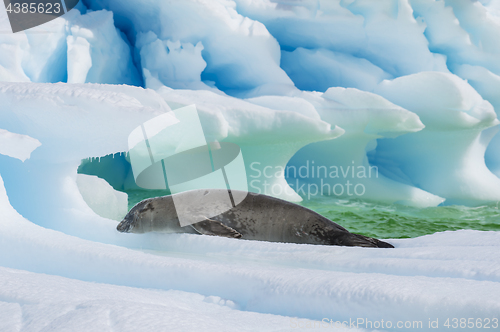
[117,189,393,248]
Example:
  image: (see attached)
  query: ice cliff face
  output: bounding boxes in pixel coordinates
[1,0,500,213]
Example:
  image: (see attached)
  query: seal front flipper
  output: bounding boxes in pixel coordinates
[190,219,242,239]
[331,231,394,248]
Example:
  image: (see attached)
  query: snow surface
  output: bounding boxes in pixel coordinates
[2,0,500,330]
[2,169,500,331]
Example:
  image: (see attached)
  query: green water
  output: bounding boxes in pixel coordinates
[124,190,500,239]
[298,197,500,239]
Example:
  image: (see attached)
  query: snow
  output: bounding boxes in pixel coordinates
[0,266,335,332]
[1,167,500,331]
[1,0,500,330]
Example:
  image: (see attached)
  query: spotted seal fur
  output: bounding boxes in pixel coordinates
[117,189,394,248]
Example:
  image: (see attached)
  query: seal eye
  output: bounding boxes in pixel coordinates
[139,202,155,213]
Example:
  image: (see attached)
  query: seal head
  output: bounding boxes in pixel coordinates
[117,196,181,234]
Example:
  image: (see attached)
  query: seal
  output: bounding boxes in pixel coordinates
[117,189,394,248]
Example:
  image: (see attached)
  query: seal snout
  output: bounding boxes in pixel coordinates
[117,218,133,233]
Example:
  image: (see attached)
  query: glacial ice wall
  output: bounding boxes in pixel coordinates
[1,0,500,213]
[0,3,141,85]
[83,0,500,206]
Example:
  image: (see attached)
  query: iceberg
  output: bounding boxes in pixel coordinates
[454,64,500,176]
[285,87,445,207]
[1,0,500,330]
[374,71,500,205]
